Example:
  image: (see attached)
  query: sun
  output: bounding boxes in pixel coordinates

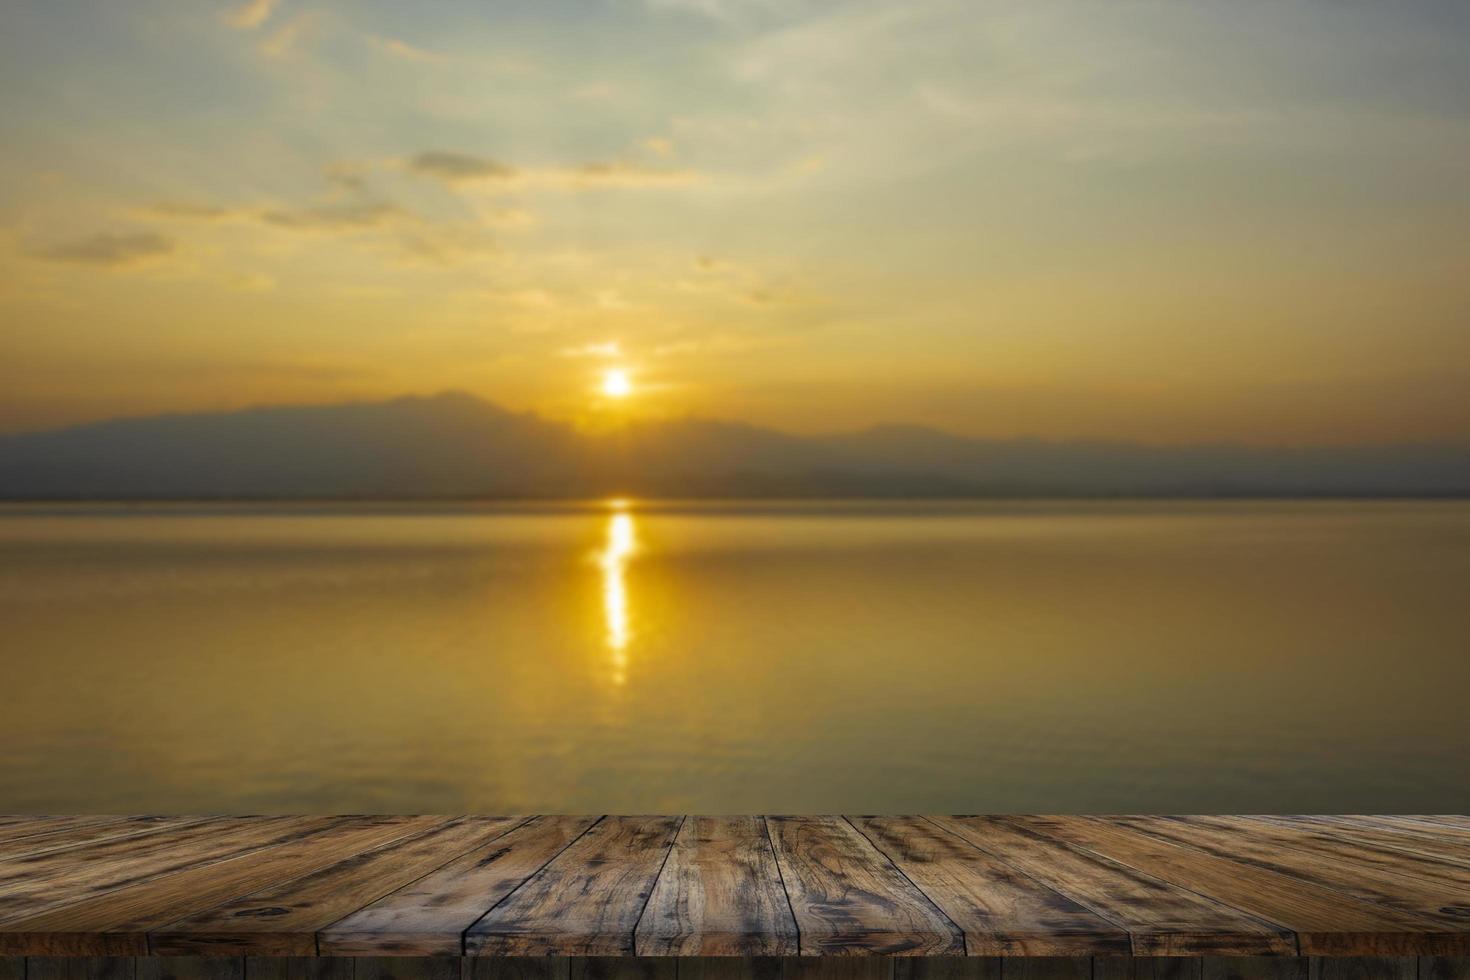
[601,368,633,399]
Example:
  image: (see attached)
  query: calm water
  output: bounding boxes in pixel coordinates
[1,500,1467,813]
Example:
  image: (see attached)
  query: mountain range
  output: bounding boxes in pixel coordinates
[2,391,1467,499]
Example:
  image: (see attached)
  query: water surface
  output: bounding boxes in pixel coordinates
[2,500,1467,812]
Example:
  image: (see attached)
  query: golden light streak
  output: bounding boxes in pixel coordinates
[597,503,638,684]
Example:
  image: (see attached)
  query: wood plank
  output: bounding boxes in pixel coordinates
[352,959,463,980]
[995,959,1089,980]
[1014,816,1457,957]
[1105,817,1470,932]
[1253,818,1470,869]
[135,958,244,980]
[635,816,798,957]
[466,816,681,957]
[568,958,675,980]
[677,956,786,980]
[243,959,353,980]
[893,958,1000,980]
[320,815,593,956]
[767,815,963,956]
[0,819,192,860]
[1420,958,1470,980]
[1200,958,1307,980]
[931,817,1293,956]
[467,958,570,980]
[0,957,20,980]
[0,817,437,955]
[0,818,327,923]
[1307,959,1415,980]
[849,816,1128,956]
[0,818,130,844]
[151,817,519,955]
[27,958,135,980]
[783,959,894,980]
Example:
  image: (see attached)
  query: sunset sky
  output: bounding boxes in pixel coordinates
[2,0,1468,444]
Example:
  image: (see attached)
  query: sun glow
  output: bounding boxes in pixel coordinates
[601,368,633,399]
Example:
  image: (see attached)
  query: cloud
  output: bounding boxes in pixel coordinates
[32,232,174,267]
[259,201,401,230]
[365,35,445,64]
[260,12,318,59]
[564,161,700,187]
[226,0,279,30]
[148,202,236,220]
[407,151,518,182]
[405,151,702,189]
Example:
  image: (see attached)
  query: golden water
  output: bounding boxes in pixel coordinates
[2,500,1466,812]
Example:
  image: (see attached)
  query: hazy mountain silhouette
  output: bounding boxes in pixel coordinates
[2,391,1468,499]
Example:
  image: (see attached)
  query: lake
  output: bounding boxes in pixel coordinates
[1,500,1467,813]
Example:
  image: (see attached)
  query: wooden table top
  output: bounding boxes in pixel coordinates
[0,815,1467,959]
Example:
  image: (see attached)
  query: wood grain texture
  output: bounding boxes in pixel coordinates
[931,818,1293,956]
[321,816,594,956]
[0,816,1467,959]
[0,819,328,924]
[466,817,682,957]
[768,816,963,956]
[635,817,798,957]
[1104,817,1470,937]
[1017,816,1452,956]
[0,817,432,956]
[152,818,518,956]
[850,817,1127,956]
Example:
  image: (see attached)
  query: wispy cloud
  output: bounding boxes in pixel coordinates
[405,151,701,189]
[32,232,174,267]
[365,35,446,64]
[226,0,280,30]
[407,151,518,182]
[259,201,401,231]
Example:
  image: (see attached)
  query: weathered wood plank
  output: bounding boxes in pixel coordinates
[1273,818,1470,864]
[151,818,517,956]
[0,956,22,980]
[1420,958,1470,980]
[0,819,325,924]
[1200,958,1308,980]
[135,957,245,980]
[768,816,963,956]
[677,956,786,980]
[635,816,798,957]
[783,959,894,980]
[466,958,570,980]
[850,816,1128,956]
[0,819,201,861]
[893,958,1000,980]
[27,958,135,980]
[995,959,1088,980]
[1307,959,1415,980]
[931,817,1294,956]
[1105,817,1470,934]
[0,817,431,956]
[321,816,593,956]
[1016,816,1454,956]
[465,817,681,957]
[352,959,463,980]
[567,958,675,980]
[0,818,131,844]
[243,958,353,980]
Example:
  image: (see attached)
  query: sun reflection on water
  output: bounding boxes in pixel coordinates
[597,502,638,684]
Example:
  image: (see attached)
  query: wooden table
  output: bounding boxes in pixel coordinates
[1,816,1467,980]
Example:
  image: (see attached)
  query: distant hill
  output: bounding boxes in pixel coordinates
[2,391,1468,498]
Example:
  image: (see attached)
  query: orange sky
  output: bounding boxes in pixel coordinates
[2,0,1469,444]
